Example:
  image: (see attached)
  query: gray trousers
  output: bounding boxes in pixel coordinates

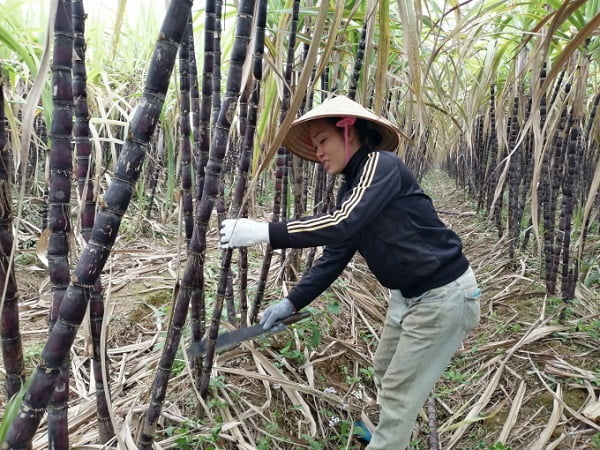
[367,267,480,450]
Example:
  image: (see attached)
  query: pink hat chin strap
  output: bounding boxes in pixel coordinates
[336,117,357,165]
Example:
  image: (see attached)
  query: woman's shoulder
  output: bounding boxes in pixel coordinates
[367,149,405,169]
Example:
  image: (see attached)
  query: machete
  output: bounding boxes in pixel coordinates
[186,311,311,358]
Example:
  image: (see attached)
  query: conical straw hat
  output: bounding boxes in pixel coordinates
[283,95,401,162]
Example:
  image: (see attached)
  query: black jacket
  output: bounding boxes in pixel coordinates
[268,147,469,311]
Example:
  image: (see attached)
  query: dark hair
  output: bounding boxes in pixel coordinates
[324,117,382,149]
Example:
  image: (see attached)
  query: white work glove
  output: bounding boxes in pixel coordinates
[260,298,295,330]
[219,218,270,248]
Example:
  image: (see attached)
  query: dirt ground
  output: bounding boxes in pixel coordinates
[3,170,600,449]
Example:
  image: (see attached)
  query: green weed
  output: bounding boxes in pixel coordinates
[23,343,43,367]
[279,341,305,364]
[443,369,469,383]
[576,319,600,339]
[488,443,513,450]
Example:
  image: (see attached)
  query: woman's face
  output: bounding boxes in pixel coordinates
[308,119,359,174]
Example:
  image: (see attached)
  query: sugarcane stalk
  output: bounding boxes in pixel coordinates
[194,0,256,397]
[279,1,301,273]
[475,114,487,211]
[484,85,498,218]
[186,15,205,382]
[251,0,299,322]
[179,22,194,246]
[145,127,165,218]
[520,97,534,250]
[0,62,26,401]
[189,0,216,389]
[507,95,521,262]
[560,119,579,301]
[137,1,256,445]
[235,0,268,326]
[229,0,267,327]
[72,0,115,442]
[3,2,193,447]
[348,22,367,101]
[195,0,215,205]
[189,19,200,192]
[46,1,74,446]
[546,83,570,294]
[427,396,440,450]
[211,0,222,122]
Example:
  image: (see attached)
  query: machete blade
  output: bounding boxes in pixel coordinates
[186,311,311,359]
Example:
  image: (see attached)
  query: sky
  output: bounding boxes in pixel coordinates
[3,0,209,32]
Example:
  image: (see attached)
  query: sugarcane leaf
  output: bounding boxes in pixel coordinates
[0,376,32,443]
[542,10,600,94]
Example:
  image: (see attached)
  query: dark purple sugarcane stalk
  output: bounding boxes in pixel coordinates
[539,62,548,129]
[484,85,503,237]
[0,62,26,401]
[212,0,227,263]
[72,0,115,442]
[507,95,521,263]
[233,0,267,326]
[520,97,535,250]
[194,0,257,399]
[189,0,216,387]
[475,114,487,211]
[559,119,579,301]
[145,127,165,218]
[189,17,200,192]
[427,396,440,450]
[46,1,74,446]
[194,0,215,205]
[211,0,222,122]
[279,0,299,221]
[348,22,367,101]
[549,69,566,111]
[187,14,205,386]
[287,154,304,275]
[545,84,570,294]
[223,0,267,327]
[251,0,299,322]
[138,1,256,444]
[179,22,194,246]
[3,2,193,447]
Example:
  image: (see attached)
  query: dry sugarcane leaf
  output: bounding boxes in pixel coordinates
[530,384,563,450]
[216,387,257,448]
[215,365,362,414]
[445,314,553,444]
[445,366,502,445]
[544,359,599,382]
[249,350,318,435]
[35,227,50,267]
[545,433,567,450]
[582,399,600,422]
[497,379,526,444]
[530,358,600,431]
[521,325,567,345]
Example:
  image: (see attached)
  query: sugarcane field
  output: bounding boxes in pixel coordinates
[1,0,600,448]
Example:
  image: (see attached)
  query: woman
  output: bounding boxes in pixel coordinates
[219,95,481,449]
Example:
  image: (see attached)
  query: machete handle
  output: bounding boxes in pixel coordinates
[278,311,311,326]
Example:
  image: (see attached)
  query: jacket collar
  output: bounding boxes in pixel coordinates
[342,146,372,181]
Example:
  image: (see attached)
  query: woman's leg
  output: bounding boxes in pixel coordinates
[368,268,480,450]
[373,290,409,396]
